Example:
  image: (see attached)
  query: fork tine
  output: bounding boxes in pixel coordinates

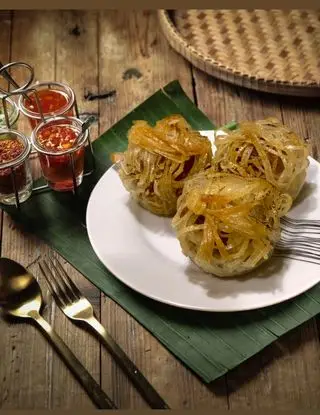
[276,245,320,258]
[278,241,320,249]
[278,217,320,264]
[281,217,320,228]
[44,257,76,304]
[274,249,320,263]
[50,254,83,298]
[46,255,78,303]
[274,251,320,266]
[281,218,320,236]
[39,260,68,308]
[282,228,320,237]
[45,257,74,304]
[50,254,83,300]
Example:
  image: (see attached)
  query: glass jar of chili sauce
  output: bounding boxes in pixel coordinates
[18,82,76,129]
[31,117,87,192]
[0,130,32,205]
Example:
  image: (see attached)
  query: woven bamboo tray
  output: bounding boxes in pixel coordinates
[158,10,320,97]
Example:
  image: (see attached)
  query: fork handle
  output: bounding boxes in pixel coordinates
[86,317,170,409]
[30,312,117,409]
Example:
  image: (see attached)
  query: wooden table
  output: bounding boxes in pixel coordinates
[0,10,319,410]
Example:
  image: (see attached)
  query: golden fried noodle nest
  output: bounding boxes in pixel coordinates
[213,118,309,200]
[172,171,292,278]
[117,115,212,216]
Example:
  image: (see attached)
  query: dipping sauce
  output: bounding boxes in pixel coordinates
[0,133,33,205]
[34,121,86,192]
[24,89,69,115]
[0,137,24,163]
[19,82,76,129]
[38,124,79,150]
[0,138,26,194]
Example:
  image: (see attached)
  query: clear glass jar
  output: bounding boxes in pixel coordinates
[31,116,88,192]
[0,97,20,131]
[0,130,33,205]
[18,81,76,129]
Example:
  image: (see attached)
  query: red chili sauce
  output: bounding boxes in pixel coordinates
[23,89,74,128]
[36,124,85,191]
[0,138,26,194]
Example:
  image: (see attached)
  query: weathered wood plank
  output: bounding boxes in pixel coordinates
[192,68,320,409]
[0,11,23,410]
[0,10,58,410]
[98,10,227,409]
[51,10,101,409]
[0,10,101,409]
[0,11,52,410]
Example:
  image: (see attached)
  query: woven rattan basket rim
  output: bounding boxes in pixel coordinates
[158,10,320,97]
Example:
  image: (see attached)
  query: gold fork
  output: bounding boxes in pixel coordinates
[39,255,169,410]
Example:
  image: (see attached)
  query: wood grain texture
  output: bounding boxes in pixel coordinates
[51,10,101,409]
[0,12,51,410]
[0,12,43,410]
[0,9,319,410]
[0,10,101,409]
[192,68,320,409]
[97,10,227,409]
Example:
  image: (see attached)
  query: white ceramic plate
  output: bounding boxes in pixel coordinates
[86,131,320,312]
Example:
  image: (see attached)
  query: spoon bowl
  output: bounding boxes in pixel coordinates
[0,257,42,318]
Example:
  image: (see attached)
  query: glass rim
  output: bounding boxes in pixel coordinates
[31,115,88,156]
[0,97,20,129]
[0,129,32,169]
[18,81,75,120]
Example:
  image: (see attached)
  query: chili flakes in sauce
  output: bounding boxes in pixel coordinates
[0,138,26,194]
[38,125,78,151]
[0,138,24,164]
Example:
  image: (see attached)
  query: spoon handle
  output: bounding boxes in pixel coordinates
[30,311,117,409]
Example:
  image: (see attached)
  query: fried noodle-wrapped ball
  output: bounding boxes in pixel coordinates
[212,118,309,199]
[172,170,292,277]
[116,115,212,216]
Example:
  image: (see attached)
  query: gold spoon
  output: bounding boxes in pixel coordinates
[0,257,117,409]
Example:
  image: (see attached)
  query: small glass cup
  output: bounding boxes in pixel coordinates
[0,97,20,130]
[18,81,76,129]
[31,116,88,192]
[0,130,32,205]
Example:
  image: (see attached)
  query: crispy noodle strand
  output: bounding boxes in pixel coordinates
[117,115,212,216]
[172,171,292,277]
[213,118,309,199]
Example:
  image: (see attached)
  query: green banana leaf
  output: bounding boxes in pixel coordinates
[2,80,320,383]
